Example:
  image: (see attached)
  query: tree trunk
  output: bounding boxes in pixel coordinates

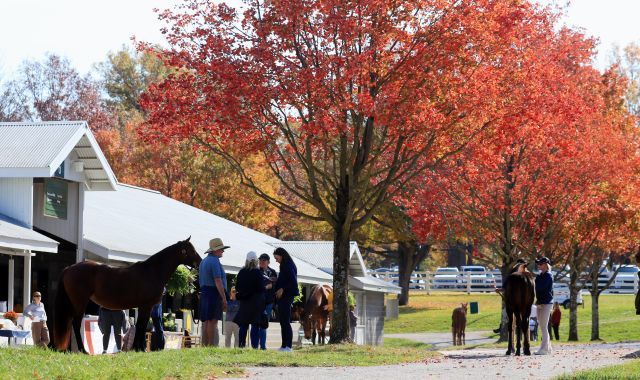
[397,242,416,306]
[568,271,579,341]
[330,185,352,344]
[591,292,600,341]
[396,242,430,306]
[497,262,511,343]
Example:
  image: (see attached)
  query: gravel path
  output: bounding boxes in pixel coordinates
[385,331,495,349]
[237,342,640,379]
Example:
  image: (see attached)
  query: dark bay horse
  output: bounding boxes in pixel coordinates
[503,269,535,356]
[54,237,201,352]
[301,284,332,345]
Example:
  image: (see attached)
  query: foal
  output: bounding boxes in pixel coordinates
[451,303,468,346]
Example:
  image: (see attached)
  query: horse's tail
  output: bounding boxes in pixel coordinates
[54,269,73,351]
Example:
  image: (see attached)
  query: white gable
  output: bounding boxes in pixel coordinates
[0,121,117,190]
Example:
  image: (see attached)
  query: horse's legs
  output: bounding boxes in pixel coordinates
[505,311,514,355]
[133,307,151,351]
[522,312,531,355]
[72,316,87,354]
[320,318,327,344]
[462,327,465,346]
[312,328,317,345]
[515,312,522,356]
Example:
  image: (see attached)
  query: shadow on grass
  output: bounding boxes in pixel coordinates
[622,350,640,359]
[466,314,494,327]
[398,306,441,315]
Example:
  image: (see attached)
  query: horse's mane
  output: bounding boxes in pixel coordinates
[510,263,535,279]
[303,285,332,318]
[132,240,182,267]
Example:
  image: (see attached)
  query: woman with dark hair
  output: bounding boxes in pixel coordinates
[273,247,298,352]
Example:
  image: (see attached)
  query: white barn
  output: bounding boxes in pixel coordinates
[0,121,397,346]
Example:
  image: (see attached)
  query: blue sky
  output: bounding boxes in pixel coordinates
[0,0,639,77]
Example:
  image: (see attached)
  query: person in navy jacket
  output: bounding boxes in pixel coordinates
[535,256,554,355]
[273,247,298,352]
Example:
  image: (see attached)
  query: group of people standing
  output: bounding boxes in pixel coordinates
[199,238,299,352]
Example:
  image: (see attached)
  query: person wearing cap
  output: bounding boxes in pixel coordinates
[23,291,49,347]
[250,253,278,349]
[534,256,554,355]
[273,247,299,352]
[199,238,229,347]
[233,251,265,348]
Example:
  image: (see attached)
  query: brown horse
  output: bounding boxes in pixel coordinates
[451,303,468,346]
[301,284,332,345]
[54,237,201,352]
[503,269,535,356]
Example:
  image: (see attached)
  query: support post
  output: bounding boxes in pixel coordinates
[76,183,85,263]
[8,256,14,311]
[23,252,31,308]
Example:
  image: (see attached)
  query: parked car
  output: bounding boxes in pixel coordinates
[553,283,584,309]
[490,268,503,288]
[584,266,612,291]
[371,268,394,280]
[390,273,426,289]
[460,265,496,290]
[433,267,460,289]
[611,265,639,293]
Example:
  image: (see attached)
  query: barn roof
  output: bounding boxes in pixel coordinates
[0,213,58,254]
[0,121,117,190]
[268,241,401,294]
[82,183,332,284]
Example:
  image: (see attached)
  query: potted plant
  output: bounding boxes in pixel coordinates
[166,265,197,297]
[3,310,18,324]
[163,309,177,332]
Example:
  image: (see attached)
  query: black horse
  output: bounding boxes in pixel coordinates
[54,237,201,352]
[504,269,535,356]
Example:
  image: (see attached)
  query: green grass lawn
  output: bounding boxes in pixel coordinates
[386,292,640,343]
[556,359,640,379]
[0,343,437,379]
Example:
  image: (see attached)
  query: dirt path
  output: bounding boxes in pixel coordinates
[385,331,495,349]
[238,342,640,379]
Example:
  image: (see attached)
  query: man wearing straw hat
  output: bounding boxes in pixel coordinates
[199,238,230,346]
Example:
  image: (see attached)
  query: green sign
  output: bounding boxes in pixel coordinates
[44,179,68,219]
[54,162,65,178]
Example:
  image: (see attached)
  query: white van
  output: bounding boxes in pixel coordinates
[553,283,583,309]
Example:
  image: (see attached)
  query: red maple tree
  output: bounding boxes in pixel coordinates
[140,0,574,342]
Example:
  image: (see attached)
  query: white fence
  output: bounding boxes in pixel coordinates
[373,271,499,295]
[374,270,640,295]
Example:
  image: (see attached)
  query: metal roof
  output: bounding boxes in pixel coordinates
[351,276,401,294]
[268,241,399,293]
[0,213,59,254]
[0,121,117,190]
[268,241,367,277]
[83,183,332,284]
